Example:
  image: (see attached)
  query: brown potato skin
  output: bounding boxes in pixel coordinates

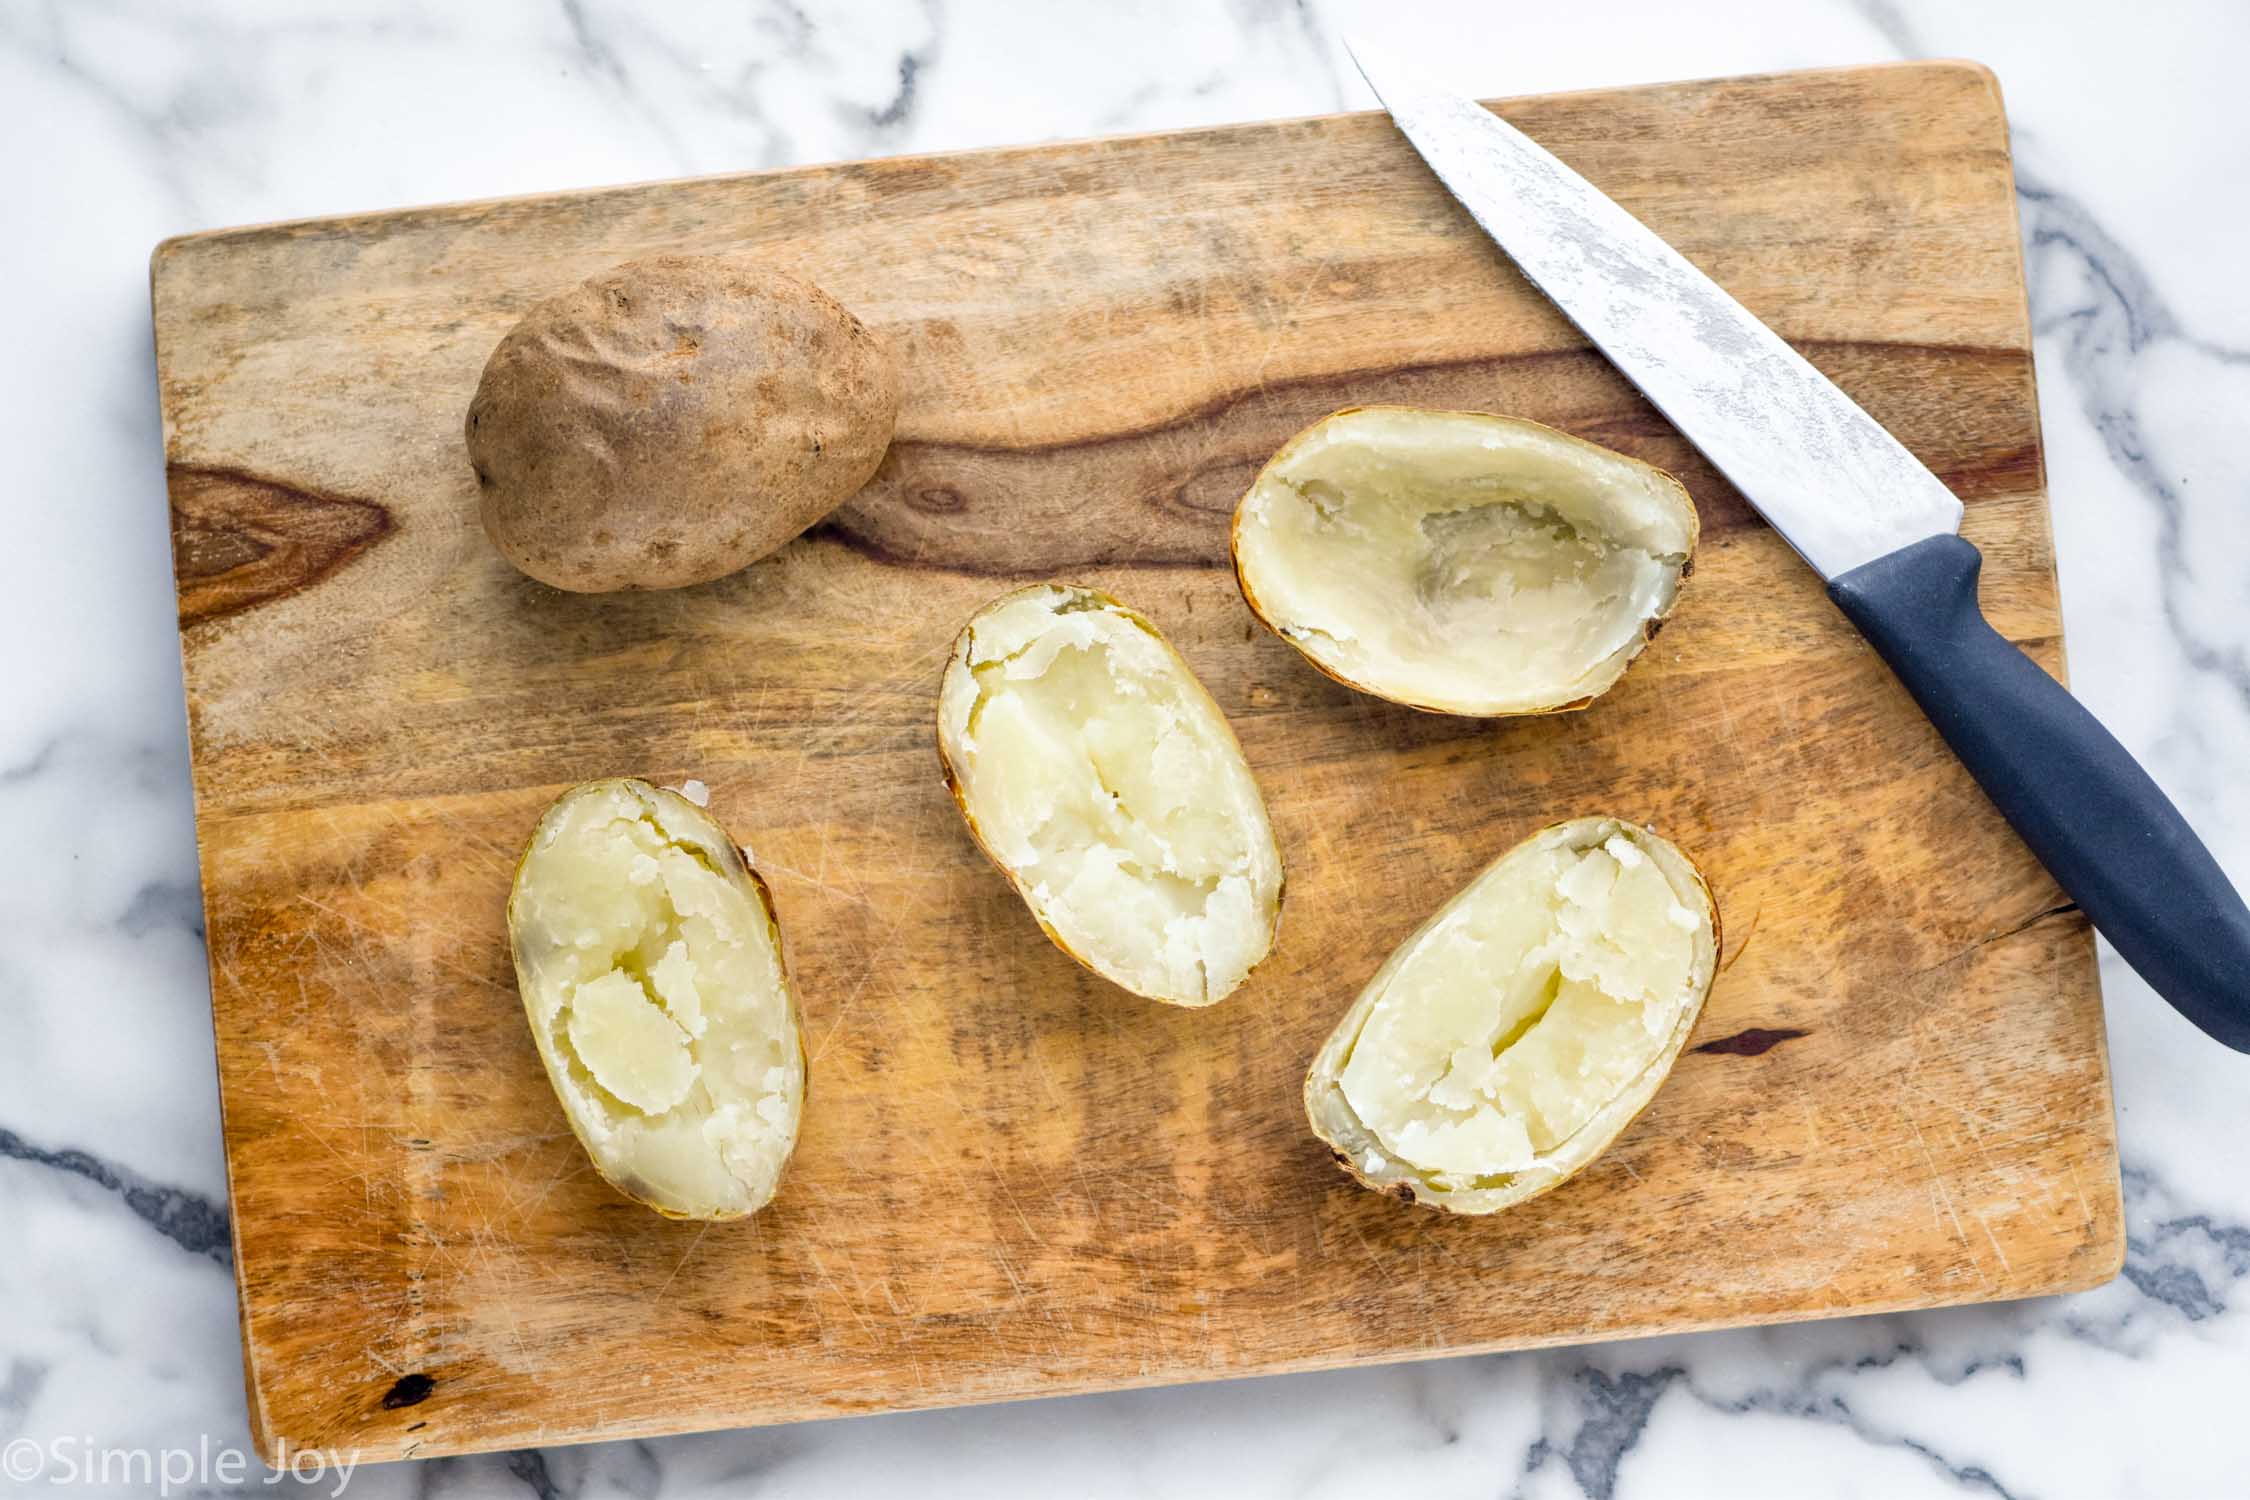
[467,255,899,592]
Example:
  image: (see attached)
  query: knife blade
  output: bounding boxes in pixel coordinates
[1347,44,1960,580]
[1349,41,2250,1052]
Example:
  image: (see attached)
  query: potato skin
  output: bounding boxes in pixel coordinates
[1231,405,1698,717]
[467,255,899,592]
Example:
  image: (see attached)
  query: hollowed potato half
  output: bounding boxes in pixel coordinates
[1232,406,1698,716]
[508,778,806,1220]
[1306,817,1717,1214]
[937,584,1283,1007]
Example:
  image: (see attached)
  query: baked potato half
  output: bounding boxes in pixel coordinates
[1232,406,1697,716]
[508,778,805,1219]
[937,584,1283,1007]
[1306,817,1717,1214]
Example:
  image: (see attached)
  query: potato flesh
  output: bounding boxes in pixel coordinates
[944,591,1280,1005]
[1238,410,1693,713]
[514,784,801,1216]
[1338,833,1706,1184]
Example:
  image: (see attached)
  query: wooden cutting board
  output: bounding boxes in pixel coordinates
[153,61,2121,1466]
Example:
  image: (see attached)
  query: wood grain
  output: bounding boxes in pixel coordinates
[151,61,2121,1466]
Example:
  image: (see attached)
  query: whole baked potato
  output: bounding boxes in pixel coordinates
[467,255,898,592]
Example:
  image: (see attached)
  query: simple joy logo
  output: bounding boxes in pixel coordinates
[3,1434,360,1495]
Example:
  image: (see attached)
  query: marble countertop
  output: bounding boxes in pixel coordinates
[5,1,2248,1495]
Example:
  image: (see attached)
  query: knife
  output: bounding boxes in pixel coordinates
[1346,42,2250,1053]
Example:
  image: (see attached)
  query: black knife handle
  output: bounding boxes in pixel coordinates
[1828,533,2250,1052]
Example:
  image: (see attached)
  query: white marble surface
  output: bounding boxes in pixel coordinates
[3,1,2248,1495]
